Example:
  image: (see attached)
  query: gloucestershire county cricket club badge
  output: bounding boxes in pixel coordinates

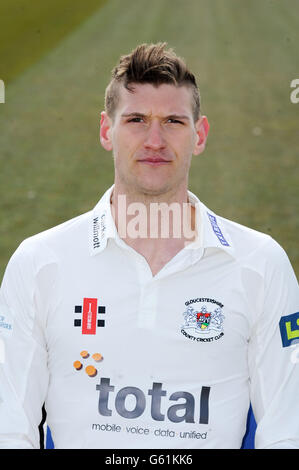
[181,297,225,343]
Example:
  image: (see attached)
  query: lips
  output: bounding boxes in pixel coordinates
[137,155,172,166]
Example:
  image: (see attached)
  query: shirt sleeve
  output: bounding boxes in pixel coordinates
[248,238,299,449]
[0,238,55,449]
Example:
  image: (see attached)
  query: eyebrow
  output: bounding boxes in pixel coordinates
[121,112,190,121]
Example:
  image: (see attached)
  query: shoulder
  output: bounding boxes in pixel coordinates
[218,214,292,272]
[7,210,92,273]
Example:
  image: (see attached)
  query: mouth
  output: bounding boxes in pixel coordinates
[137,156,172,166]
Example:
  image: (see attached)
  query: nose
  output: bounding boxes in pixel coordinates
[143,120,166,151]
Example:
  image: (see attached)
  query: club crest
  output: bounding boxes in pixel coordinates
[181,297,225,342]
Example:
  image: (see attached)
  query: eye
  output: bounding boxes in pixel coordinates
[167,118,184,125]
[128,117,144,123]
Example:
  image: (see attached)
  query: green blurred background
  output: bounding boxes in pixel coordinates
[0,0,298,280]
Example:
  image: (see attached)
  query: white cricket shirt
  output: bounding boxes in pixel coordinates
[0,185,298,449]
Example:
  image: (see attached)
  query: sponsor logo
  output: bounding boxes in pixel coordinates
[74,298,106,334]
[279,312,299,348]
[95,378,210,425]
[0,305,13,337]
[73,354,211,437]
[93,213,106,250]
[207,212,229,246]
[0,314,12,332]
[181,297,225,342]
[73,350,104,377]
[73,353,211,425]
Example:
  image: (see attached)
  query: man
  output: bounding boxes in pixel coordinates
[0,43,298,449]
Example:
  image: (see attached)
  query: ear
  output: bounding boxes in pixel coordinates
[100,111,113,151]
[193,115,210,156]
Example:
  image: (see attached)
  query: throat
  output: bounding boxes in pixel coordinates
[124,237,193,276]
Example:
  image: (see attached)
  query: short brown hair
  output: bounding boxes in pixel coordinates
[105,43,200,121]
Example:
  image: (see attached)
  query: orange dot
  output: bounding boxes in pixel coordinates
[80,350,89,359]
[92,353,103,362]
[85,365,97,377]
[73,361,82,370]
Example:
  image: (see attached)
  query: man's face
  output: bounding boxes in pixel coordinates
[100,83,209,198]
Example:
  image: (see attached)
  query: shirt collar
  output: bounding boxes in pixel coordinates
[187,190,235,257]
[89,185,116,255]
[89,185,235,258]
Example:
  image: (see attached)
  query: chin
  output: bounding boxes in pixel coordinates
[137,183,173,198]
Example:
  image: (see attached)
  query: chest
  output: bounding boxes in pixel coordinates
[45,250,257,384]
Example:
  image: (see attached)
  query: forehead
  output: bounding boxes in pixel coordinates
[116,83,194,117]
